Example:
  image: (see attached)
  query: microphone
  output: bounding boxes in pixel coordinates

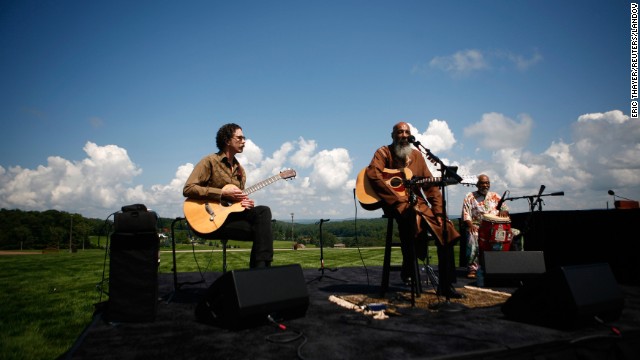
[550,191,564,196]
[608,190,635,201]
[407,135,420,145]
[497,190,508,210]
[321,219,330,223]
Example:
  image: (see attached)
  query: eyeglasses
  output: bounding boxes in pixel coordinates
[233,136,246,141]
[477,181,490,185]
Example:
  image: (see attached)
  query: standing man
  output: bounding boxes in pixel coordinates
[461,174,509,279]
[183,123,274,268]
[365,122,464,298]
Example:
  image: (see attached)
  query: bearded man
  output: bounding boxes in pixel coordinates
[365,122,463,299]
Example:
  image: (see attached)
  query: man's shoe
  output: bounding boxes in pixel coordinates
[437,286,466,299]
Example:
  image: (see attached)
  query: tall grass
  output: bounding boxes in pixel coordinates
[0,243,455,360]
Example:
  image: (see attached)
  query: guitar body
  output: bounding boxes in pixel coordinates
[183,197,245,235]
[355,167,412,210]
[184,169,296,236]
[356,166,472,244]
[355,167,474,210]
[355,168,382,210]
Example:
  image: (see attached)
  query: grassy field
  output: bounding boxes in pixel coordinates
[0,242,455,360]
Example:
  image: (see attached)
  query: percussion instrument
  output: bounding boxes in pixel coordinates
[478,214,513,251]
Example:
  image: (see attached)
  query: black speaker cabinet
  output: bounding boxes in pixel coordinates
[502,263,625,329]
[107,207,159,323]
[196,264,309,329]
[483,251,546,286]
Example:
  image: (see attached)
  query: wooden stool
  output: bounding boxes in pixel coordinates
[380,214,422,306]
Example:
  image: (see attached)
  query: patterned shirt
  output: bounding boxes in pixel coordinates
[461,191,508,234]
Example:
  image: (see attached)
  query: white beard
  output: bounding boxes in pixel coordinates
[393,143,413,161]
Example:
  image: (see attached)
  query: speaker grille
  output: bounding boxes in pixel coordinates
[196,264,309,329]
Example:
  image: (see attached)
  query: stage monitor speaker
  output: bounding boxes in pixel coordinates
[196,264,309,329]
[502,263,625,329]
[483,251,545,286]
[106,205,159,323]
[114,204,158,234]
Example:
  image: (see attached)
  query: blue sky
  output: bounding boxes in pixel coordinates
[1,0,638,221]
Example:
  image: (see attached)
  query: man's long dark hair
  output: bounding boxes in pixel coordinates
[216,123,242,151]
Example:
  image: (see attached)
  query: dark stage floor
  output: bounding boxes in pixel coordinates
[63,265,640,360]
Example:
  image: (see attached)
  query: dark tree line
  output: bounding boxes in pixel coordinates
[0,209,110,250]
[1,208,460,250]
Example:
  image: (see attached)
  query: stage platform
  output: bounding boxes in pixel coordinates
[63,265,640,360]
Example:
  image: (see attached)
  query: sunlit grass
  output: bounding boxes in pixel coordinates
[0,243,457,359]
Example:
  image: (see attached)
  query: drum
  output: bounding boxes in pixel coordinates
[478,214,513,251]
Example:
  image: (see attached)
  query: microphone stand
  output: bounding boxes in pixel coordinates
[307,219,345,284]
[410,139,466,312]
[502,188,564,251]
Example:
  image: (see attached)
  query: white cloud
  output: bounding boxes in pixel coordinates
[458,111,640,213]
[429,49,488,76]
[0,142,145,216]
[496,49,543,70]
[426,48,542,77]
[463,112,533,150]
[1,111,638,220]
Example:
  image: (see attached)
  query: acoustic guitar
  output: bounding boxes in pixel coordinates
[184,169,296,235]
[355,167,475,210]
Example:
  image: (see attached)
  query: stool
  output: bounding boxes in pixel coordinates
[380,214,422,306]
[170,218,232,293]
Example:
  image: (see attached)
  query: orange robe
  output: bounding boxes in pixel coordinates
[365,145,460,245]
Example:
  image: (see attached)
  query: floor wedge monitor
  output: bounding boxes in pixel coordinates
[502,262,624,329]
[483,251,546,286]
[196,264,309,329]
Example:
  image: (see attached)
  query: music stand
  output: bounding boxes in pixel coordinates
[307,219,345,283]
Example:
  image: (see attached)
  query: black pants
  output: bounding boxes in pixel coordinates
[214,205,274,268]
[393,210,457,289]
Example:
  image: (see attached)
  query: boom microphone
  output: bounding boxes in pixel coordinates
[550,191,564,196]
[407,135,420,145]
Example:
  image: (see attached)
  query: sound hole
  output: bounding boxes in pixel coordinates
[389,177,403,187]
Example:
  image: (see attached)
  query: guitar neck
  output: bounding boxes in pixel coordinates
[413,177,445,184]
[243,174,284,195]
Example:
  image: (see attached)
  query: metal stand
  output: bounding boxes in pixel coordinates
[421,235,439,291]
[307,219,345,283]
[502,186,564,248]
[166,217,205,303]
[409,139,467,312]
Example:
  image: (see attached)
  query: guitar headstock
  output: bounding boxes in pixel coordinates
[279,169,297,180]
